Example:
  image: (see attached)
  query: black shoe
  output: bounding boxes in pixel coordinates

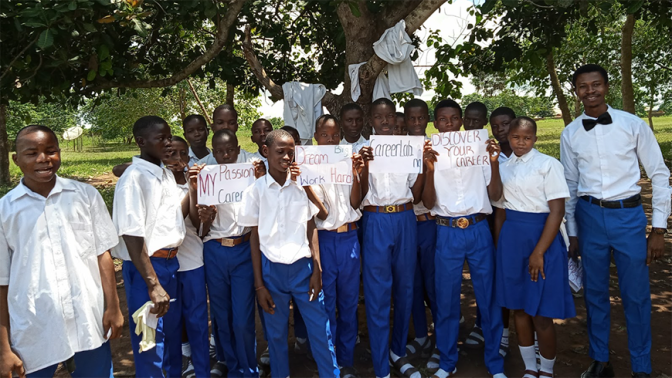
[581,361,615,378]
[631,373,650,378]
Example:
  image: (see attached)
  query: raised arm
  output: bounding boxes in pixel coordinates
[421,141,438,209]
[486,139,503,202]
[350,154,364,209]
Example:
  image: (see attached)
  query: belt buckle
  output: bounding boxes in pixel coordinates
[598,198,605,208]
[165,248,175,259]
[456,217,469,229]
[384,205,396,213]
[221,238,235,247]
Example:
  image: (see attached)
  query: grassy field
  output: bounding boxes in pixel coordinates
[2,116,670,206]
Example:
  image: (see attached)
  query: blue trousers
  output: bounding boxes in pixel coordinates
[177,267,210,377]
[362,210,417,377]
[27,342,113,378]
[123,258,182,378]
[261,255,339,378]
[203,240,258,378]
[411,219,438,339]
[434,218,504,375]
[576,199,651,373]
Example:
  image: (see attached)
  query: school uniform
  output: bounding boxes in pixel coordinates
[203,201,258,378]
[361,169,418,377]
[430,163,504,375]
[495,149,575,320]
[311,183,362,368]
[175,183,210,377]
[112,157,186,377]
[410,201,437,340]
[238,174,339,378]
[560,106,671,374]
[188,147,210,167]
[0,177,118,377]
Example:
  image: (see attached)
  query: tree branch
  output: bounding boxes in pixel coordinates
[655,62,672,72]
[242,25,284,101]
[91,0,248,91]
[380,0,425,29]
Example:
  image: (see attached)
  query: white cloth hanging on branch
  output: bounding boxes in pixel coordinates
[373,20,423,96]
[282,82,326,144]
[349,62,392,102]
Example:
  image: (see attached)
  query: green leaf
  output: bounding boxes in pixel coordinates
[131,19,148,37]
[625,0,644,14]
[83,23,96,32]
[68,1,77,10]
[348,2,361,17]
[37,29,54,49]
[87,69,97,81]
[23,21,47,27]
[98,44,110,60]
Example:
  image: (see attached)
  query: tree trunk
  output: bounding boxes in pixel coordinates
[226,83,234,106]
[546,50,572,126]
[621,13,636,114]
[572,93,582,118]
[0,103,10,186]
[648,83,654,130]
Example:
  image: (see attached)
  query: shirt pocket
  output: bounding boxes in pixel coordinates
[69,222,95,258]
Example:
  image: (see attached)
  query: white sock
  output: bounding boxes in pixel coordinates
[433,368,457,378]
[501,328,509,345]
[390,350,420,378]
[465,325,483,345]
[493,374,507,378]
[390,350,401,362]
[210,334,216,347]
[519,345,538,376]
[407,336,428,353]
[540,355,556,375]
[182,342,192,358]
[426,349,440,369]
[296,337,307,344]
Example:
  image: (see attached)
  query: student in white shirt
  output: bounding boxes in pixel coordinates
[359,98,424,378]
[394,112,408,135]
[249,118,273,162]
[463,102,488,131]
[496,117,576,378]
[198,105,254,166]
[112,116,188,377]
[183,114,211,166]
[339,103,367,149]
[561,64,671,378]
[163,136,210,378]
[0,125,123,378]
[402,99,437,362]
[238,129,339,378]
[422,104,506,378]
[188,130,265,378]
[302,115,365,378]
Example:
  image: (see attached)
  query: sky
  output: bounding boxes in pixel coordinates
[257,0,481,118]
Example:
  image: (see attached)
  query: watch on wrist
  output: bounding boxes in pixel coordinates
[651,228,667,235]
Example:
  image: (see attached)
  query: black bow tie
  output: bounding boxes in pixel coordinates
[582,112,612,131]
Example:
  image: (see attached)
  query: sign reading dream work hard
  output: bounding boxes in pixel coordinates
[431,129,490,170]
[295,145,353,185]
[198,163,255,205]
[368,135,424,174]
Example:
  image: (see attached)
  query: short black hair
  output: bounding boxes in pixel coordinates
[490,107,516,120]
[315,114,338,130]
[465,102,488,119]
[171,135,188,148]
[510,116,537,134]
[280,125,300,138]
[265,129,294,147]
[182,114,207,128]
[252,118,273,128]
[15,125,58,146]
[133,116,168,138]
[434,99,462,119]
[572,64,609,87]
[396,112,405,118]
[213,104,238,119]
[340,103,363,117]
[371,97,395,113]
[212,129,238,146]
[404,98,429,112]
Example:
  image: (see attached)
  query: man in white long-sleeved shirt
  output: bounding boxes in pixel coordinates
[560,64,671,378]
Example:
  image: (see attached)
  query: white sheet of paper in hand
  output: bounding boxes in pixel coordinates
[431,129,490,171]
[295,145,353,185]
[197,163,256,206]
[368,135,424,174]
[568,258,583,292]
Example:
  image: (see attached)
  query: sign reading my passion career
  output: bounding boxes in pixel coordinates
[368,135,424,174]
[431,129,490,170]
[295,145,353,185]
[198,163,255,205]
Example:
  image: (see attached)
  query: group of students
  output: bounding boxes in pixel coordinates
[0,63,668,378]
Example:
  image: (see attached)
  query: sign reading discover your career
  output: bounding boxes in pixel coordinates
[431,129,490,170]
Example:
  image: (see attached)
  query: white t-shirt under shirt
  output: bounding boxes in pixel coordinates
[176,183,204,272]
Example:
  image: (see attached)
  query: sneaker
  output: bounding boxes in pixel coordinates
[210,361,227,378]
[181,358,195,378]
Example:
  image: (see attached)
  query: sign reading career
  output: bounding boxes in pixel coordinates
[368,135,425,174]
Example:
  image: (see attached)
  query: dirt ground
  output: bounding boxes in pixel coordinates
[57,179,672,378]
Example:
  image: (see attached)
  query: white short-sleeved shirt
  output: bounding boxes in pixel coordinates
[311,184,362,230]
[176,184,203,272]
[203,201,250,242]
[112,157,186,260]
[0,177,118,374]
[197,149,254,165]
[431,164,493,217]
[238,174,319,264]
[189,147,210,167]
[360,140,418,207]
[500,149,570,213]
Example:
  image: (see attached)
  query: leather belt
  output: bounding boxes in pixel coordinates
[436,214,487,229]
[152,247,179,259]
[580,194,642,209]
[214,232,251,247]
[363,202,413,214]
[416,213,436,222]
[327,222,358,233]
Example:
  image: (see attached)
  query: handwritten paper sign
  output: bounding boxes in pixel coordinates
[198,163,255,205]
[295,145,353,185]
[368,135,424,174]
[431,129,490,170]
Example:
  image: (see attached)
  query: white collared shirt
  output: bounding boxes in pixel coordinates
[176,183,203,272]
[560,106,672,236]
[500,149,569,213]
[188,147,210,167]
[203,201,250,242]
[0,177,118,374]
[431,165,493,217]
[311,184,362,230]
[238,174,318,264]
[197,149,254,165]
[112,157,186,260]
[340,136,367,153]
[362,171,418,207]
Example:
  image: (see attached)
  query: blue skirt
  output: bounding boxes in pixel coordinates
[495,209,576,319]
